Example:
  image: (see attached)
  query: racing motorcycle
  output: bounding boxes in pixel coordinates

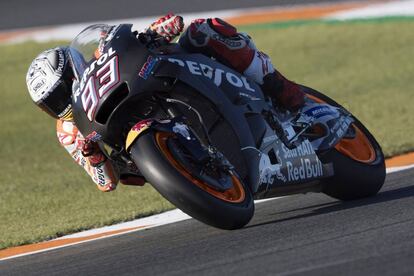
[69,24,385,229]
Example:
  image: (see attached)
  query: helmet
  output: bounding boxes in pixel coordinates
[26,47,74,120]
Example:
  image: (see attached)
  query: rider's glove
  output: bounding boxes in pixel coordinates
[81,139,107,167]
[149,13,184,42]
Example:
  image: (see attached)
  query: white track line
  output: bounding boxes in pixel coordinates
[43,164,414,241]
[0,209,191,262]
[386,164,414,174]
[1,165,412,262]
[325,0,414,20]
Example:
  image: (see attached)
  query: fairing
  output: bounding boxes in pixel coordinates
[68,24,338,195]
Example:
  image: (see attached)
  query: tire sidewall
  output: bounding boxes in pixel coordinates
[130,131,254,230]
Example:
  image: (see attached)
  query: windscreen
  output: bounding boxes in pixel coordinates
[68,24,115,81]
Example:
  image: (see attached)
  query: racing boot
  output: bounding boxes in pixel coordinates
[120,175,146,186]
[261,69,305,112]
[180,18,305,111]
[240,39,305,111]
[118,161,146,187]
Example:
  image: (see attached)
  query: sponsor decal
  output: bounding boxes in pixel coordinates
[259,153,286,185]
[212,34,245,49]
[85,131,102,142]
[131,119,153,133]
[77,47,120,121]
[167,58,255,92]
[281,140,315,159]
[326,115,354,147]
[331,115,353,138]
[286,157,324,182]
[304,105,336,119]
[56,48,65,75]
[95,167,106,186]
[33,79,46,92]
[258,139,325,187]
[79,47,117,91]
[57,104,72,118]
[125,119,153,151]
[138,56,157,79]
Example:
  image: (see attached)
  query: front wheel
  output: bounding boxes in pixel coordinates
[130,131,254,229]
[303,86,386,200]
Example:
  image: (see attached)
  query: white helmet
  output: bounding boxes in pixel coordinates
[26,47,74,120]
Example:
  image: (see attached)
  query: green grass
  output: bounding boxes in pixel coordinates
[0,41,173,248]
[1,18,413,250]
[241,17,414,156]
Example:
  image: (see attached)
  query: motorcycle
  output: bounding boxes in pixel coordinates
[69,24,385,229]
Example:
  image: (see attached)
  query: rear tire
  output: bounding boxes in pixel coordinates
[319,149,385,200]
[302,86,386,200]
[130,131,254,229]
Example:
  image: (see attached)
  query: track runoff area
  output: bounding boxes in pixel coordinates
[1,0,414,262]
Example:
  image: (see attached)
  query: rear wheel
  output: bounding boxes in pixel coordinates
[303,86,386,200]
[130,131,254,229]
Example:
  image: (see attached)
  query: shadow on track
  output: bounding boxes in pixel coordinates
[245,184,414,229]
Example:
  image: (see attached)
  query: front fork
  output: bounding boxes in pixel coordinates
[126,118,213,164]
[125,118,236,191]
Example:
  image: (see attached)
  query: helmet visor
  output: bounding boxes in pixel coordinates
[38,79,72,119]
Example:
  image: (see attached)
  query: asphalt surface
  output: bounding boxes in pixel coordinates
[1,168,413,275]
[0,0,363,30]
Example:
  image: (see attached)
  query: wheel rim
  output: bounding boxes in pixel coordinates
[155,132,246,203]
[334,127,376,163]
[306,93,377,164]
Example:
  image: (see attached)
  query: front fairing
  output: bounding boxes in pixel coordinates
[69,24,157,147]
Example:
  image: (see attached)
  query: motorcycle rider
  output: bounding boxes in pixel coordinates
[26,14,305,192]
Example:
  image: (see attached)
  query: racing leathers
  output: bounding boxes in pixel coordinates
[178,17,305,111]
[57,14,304,192]
[57,120,146,192]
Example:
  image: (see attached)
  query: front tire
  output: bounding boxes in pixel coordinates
[302,86,386,200]
[130,131,254,229]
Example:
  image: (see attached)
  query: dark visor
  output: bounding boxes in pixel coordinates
[38,80,72,118]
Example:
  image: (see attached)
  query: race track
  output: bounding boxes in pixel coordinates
[2,0,413,275]
[1,168,413,275]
